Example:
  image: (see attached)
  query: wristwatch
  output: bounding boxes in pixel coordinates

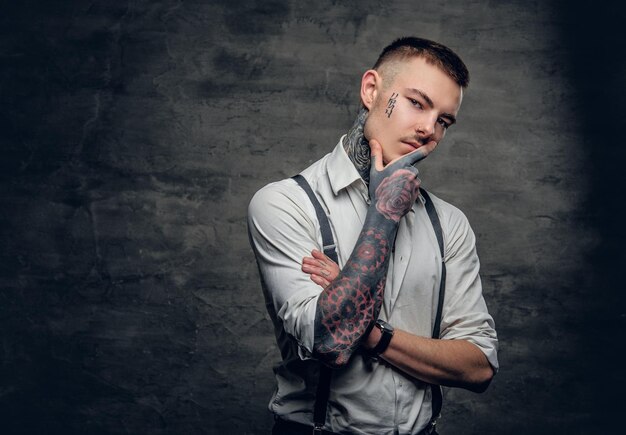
[371,319,394,356]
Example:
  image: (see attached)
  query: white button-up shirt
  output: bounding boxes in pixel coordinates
[248,138,498,435]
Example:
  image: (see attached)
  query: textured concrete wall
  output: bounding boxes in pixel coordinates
[1,1,624,434]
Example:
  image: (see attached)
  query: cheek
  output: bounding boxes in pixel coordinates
[364,109,387,141]
[362,116,374,141]
[394,105,416,126]
[434,125,446,141]
[391,99,419,124]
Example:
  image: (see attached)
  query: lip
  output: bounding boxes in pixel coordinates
[402,141,421,149]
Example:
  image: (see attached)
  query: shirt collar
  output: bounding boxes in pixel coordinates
[327,135,364,195]
[326,135,426,205]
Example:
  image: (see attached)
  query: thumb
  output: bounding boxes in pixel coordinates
[369,139,384,171]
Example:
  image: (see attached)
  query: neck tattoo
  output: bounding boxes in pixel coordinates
[342,107,371,185]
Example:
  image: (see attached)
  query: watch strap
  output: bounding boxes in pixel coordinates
[372,319,394,355]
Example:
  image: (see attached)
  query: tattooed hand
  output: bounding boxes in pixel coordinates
[312,139,436,368]
[302,249,340,289]
[368,139,435,222]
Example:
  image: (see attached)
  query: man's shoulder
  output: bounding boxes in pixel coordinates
[249,152,332,207]
[422,189,477,256]
[423,189,469,225]
[248,177,303,217]
[247,156,335,241]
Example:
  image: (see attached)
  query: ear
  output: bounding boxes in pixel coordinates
[360,69,381,110]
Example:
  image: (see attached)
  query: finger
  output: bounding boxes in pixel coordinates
[310,274,330,289]
[310,249,335,269]
[393,148,427,167]
[385,147,424,167]
[302,256,316,264]
[368,139,384,171]
[405,140,438,166]
[302,259,319,270]
[303,262,327,276]
[389,140,436,167]
[419,140,438,157]
[311,250,339,272]
[311,249,329,262]
[302,263,327,275]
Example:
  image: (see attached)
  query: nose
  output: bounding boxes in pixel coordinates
[415,115,437,138]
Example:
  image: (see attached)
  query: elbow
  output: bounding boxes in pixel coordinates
[312,343,353,369]
[312,329,357,369]
[465,365,495,393]
[312,316,360,369]
[321,358,349,370]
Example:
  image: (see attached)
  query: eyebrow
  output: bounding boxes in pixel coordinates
[405,87,457,125]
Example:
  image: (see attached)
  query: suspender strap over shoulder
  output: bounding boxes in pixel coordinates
[292,174,338,264]
[420,188,446,428]
[420,188,446,340]
[291,174,336,431]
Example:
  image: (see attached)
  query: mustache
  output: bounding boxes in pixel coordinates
[400,136,430,147]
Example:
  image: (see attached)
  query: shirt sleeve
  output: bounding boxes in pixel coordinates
[438,204,499,372]
[247,180,324,359]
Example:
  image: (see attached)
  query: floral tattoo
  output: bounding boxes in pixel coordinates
[375,169,420,221]
[342,107,371,184]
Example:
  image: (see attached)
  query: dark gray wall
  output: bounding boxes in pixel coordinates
[1,1,624,434]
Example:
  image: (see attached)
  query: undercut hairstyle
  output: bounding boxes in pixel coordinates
[373,36,470,88]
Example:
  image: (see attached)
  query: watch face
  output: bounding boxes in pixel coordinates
[376,319,394,333]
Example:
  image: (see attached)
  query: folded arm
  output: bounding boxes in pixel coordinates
[304,199,498,388]
[364,325,494,392]
[307,253,494,389]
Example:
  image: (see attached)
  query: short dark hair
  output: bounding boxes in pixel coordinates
[373,36,469,88]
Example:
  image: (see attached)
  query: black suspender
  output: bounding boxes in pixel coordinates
[291,175,335,431]
[291,175,338,264]
[292,174,446,432]
[420,188,446,429]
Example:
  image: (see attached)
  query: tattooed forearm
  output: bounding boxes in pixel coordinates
[313,169,421,367]
[385,92,398,118]
[314,115,425,368]
[313,217,396,367]
[342,107,371,184]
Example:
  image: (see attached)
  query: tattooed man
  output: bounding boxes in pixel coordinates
[248,37,498,435]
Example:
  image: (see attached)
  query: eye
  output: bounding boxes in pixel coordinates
[437,118,451,129]
[409,98,423,109]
